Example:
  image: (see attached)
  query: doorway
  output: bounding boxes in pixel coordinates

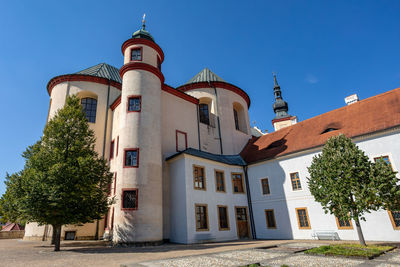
[235,206,250,239]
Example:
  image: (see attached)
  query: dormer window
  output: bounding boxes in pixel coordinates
[321,128,338,134]
[131,48,142,61]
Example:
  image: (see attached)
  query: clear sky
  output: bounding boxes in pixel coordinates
[1,0,399,195]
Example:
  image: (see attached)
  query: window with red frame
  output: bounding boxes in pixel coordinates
[113,173,117,195]
[131,48,142,61]
[127,96,141,112]
[124,149,139,167]
[122,189,138,210]
[116,136,119,156]
[110,140,115,160]
[157,57,161,70]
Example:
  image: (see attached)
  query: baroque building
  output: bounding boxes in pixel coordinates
[24,24,400,244]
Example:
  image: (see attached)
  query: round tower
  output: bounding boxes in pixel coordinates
[113,20,165,244]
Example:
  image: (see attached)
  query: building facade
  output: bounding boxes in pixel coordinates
[24,25,400,243]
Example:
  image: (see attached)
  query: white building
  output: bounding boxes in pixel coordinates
[24,24,400,244]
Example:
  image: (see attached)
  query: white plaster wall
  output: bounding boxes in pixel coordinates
[248,130,400,242]
[169,154,249,244]
[123,44,162,66]
[185,87,251,155]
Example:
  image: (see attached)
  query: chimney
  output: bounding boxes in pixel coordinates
[345,94,359,105]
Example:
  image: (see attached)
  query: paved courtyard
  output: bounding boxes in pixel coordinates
[0,239,398,267]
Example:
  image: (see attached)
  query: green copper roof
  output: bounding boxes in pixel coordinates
[132,28,155,42]
[186,68,226,84]
[75,63,121,84]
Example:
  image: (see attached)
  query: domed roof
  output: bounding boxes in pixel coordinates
[132,28,155,42]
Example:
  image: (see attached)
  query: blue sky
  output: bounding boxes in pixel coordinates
[1,0,399,195]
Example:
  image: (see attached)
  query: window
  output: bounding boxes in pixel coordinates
[336,215,353,230]
[217,205,229,230]
[104,210,109,230]
[232,173,244,193]
[124,149,139,168]
[199,103,210,125]
[113,173,117,195]
[193,165,206,190]
[195,204,208,231]
[127,96,141,112]
[176,130,187,152]
[107,180,112,196]
[388,211,400,230]
[81,97,97,123]
[215,170,225,192]
[296,208,311,229]
[130,47,142,61]
[116,136,119,156]
[110,140,115,160]
[233,109,239,130]
[374,156,392,168]
[122,189,138,210]
[64,231,76,240]
[157,56,161,70]
[290,172,302,191]
[261,178,270,195]
[265,209,277,229]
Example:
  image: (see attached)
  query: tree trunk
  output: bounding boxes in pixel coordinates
[354,216,366,246]
[51,225,56,244]
[53,224,62,251]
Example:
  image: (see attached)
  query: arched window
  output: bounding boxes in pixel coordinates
[81,97,97,123]
[233,108,240,130]
[233,102,247,133]
[199,103,210,125]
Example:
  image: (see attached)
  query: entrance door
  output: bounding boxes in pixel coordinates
[235,207,250,239]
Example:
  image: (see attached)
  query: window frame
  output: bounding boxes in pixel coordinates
[127,95,142,113]
[215,169,226,193]
[193,165,206,190]
[217,205,230,231]
[175,130,188,152]
[335,215,353,230]
[109,139,115,160]
[130,47,143,62]
[116,136,119,157]
[113,173,117,195]
[123,148,139,168]
[194,203,209,231]
[265,209,277,229]
[199,103,210,125]
[388,210,400,230]
[121,188,139,211]
[233,108,240,131]
[296,207,311,229]
[290,172,302,191]
[81,97,97,123]
[261,178,270,195]
[231,173,245,194]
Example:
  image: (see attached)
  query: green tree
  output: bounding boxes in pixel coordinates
[307,134,400,245]
[1,95,113,251]
[0,172,27,224]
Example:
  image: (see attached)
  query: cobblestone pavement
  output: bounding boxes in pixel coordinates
[129,243,400,267]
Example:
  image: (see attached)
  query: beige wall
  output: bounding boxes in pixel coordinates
[123,44,162,66]
[0,231,25,239]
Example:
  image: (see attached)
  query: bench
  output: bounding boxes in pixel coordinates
[311,230,340,241]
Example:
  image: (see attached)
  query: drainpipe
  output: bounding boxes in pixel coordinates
[196,104,201,151]
[209,82,223,155]
[243,165,256,239]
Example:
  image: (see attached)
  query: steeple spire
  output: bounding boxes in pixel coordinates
[142,13,146,30]
[272,73,290,119]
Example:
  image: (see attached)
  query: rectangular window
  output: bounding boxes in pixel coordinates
[261,178,270,195]
[265,209,277,229]
[157,56,161,70]
[130,47,142,61]
[104,210,109,230]
[127,96,141,112]
[199,103,210,125]
[176,130,187,152]
[233,108,239,130]
[195,204,209,231]
[374,155,393,170]
[290,172,302,191]
[122,189,138,210]
[232,173,244,193]
[113,173,117,195]
[388,210,400,230]
[193,165,206,190]
[116,136,119,156]
[296,208,311,229]
[110,140,115,160]
[215,170,225,192]
[336,215,353,230]
[217,205,229,230]
[124,149,139,168]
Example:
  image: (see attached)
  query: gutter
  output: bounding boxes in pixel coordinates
[243,165,256,239]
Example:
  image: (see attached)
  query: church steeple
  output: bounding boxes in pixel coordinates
[272,73,290,119]
[271,73,298,131]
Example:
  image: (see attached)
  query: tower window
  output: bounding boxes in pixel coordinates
[81,97,97,123]
[124,149,139,168]
[122,189,138,210]
[199,103,210,125]
[127,96,141,112]
[110,140,115,160]
[130,47,142,61]
[233,109,240,130]
[157,57,161,70]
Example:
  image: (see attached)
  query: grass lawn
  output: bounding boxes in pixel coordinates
[304,243,394,258]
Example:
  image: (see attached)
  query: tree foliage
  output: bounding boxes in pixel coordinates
[1,95,113,250]
[307,134,400,245]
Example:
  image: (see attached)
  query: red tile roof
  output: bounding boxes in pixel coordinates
[241,88,400,164]
[1,222,24,231]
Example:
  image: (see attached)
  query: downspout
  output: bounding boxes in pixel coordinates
[95,79,111,240]
[243,165,256,239]
[209,82,224,155]
[196,104,201,151]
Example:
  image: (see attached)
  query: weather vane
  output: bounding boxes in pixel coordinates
[142,13,146,30]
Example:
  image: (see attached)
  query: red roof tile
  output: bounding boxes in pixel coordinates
[241,88,400,164]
